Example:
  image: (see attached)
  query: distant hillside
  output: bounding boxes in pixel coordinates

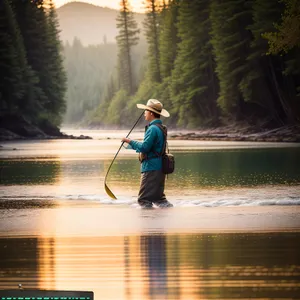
[56,2,145,46]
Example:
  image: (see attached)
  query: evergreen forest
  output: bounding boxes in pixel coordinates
[1,0,299,134]
[0,0,66,130]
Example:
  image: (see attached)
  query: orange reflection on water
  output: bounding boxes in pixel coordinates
[1,233,300,300]
[38,236,128,299]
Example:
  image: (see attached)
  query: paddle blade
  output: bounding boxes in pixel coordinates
[105,183,117,200]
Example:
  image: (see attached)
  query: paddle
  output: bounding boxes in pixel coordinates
[104,111,145,199]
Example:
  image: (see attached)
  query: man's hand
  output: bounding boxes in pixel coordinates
[122,138,131,143]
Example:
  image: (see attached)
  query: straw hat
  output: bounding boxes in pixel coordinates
[137,99,170,117]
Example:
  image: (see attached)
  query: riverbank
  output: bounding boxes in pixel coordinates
[0,114,92,141]
[1,114,299,143]
[170,124,300,143]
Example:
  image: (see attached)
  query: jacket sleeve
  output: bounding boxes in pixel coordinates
[129,126,157,153]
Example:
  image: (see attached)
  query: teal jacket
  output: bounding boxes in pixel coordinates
[129,119,165,173]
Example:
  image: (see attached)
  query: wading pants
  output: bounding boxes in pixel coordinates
[138,170,170,207]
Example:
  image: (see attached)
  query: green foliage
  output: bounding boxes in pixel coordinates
[13,0,52,114]
[210,0,253,119]
[7,0,67,126]
[127,79,159,121]
[262,0,300,55]
[170,0,219,127]
[76,0,300,127]
[106,89,130,125]
[63,38,118,124]
[89,74,119,126]
[43,0,67,125]
[245,0,286,124]
[258,0,300,122]
[128,80,155,111]
[144,0,162,83]
[0,0,25,111]
[159,0,179,79]
[2,0,300,131]
[116,0,140,95]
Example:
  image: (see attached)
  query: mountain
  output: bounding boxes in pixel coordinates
[56,2,145,46]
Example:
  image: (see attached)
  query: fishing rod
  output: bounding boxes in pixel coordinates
[104,111,145,199]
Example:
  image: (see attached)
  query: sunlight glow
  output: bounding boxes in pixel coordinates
[53,0,145,12]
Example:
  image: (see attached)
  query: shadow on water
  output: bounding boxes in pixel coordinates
[0,199,57,209]
[0,159,61,185]
[1,233,299,299]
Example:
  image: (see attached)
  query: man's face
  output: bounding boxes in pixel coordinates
[144,110,152,121]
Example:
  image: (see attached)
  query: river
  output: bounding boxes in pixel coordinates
[0,129,299,299]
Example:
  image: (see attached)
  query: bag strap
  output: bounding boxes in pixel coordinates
[154,123,168,156]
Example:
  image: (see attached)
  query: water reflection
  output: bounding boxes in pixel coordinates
[140,235,168,299]
[0,159,61,185]
[109,148,300,192]
[1,233,299,299]
[1,147,300,201]
[0,238,40,289]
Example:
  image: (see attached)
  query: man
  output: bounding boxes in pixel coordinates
[122,99,173,209]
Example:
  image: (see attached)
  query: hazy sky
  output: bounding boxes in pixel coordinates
[54,0,145,12]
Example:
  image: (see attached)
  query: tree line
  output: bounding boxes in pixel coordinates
[90,0,300,129]
[63,38,117,124]
[1,0,299,130]
[0,0,66,128]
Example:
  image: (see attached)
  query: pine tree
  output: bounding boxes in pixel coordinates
[260,0,300,123]
[246,0,288,125]
[263,0,300,55]
[12,0,50,116]
[159,0,179,79]
[170,0,219,127]
[63,37,118,124]
[144,0,162,83]
[116,0,140,95]
[11,0,67,125]
[210,0,253,120]
[43,0,67,125]
[0,0,41,118]
[247,0,300,124]
[0,0,25,112]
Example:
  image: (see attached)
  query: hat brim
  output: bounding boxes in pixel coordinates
[137,104,170,117]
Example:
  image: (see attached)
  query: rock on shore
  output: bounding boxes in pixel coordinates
[0,114,92,141]
[170,124,300,143]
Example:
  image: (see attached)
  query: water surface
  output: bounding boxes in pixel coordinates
[0,233,299,299]
[1,131,300,300]
[1,132,299,207]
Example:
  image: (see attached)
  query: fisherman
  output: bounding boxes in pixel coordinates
[121,99,173,209]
